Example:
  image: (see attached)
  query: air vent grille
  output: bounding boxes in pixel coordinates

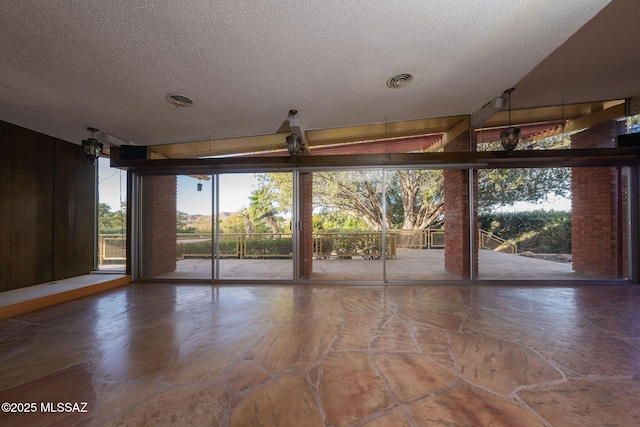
[386,73,413,89]
[166,93,194,107]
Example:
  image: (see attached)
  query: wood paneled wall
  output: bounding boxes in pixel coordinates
[0,121,96,292]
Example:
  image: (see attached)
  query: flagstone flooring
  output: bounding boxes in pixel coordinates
[1,283,639,426]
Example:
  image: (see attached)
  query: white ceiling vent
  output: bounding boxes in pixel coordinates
[166,93,194,107]
[386,73,413,89]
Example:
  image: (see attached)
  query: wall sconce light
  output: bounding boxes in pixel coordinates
[285,110,306,158]
[500,88,521,155]
[82,127,103,165]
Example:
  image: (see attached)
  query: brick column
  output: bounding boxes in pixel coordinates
[443,132,478,279]
[140,175,177,277]
[299,171,313,279]
[571,120,627,278]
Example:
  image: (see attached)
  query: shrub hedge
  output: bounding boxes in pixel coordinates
[477,210,571,254]
[245,238,292,257]
[176,238,293,259]
[176,240,212,258]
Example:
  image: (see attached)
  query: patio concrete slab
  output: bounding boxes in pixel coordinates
[157,249,599,282]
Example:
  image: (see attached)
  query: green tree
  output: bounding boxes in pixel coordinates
[176,210,196,233]
[98,203,116,230]
[248,186,281,234]
[477,167,571,213]
[477,135,571,213]
[312,170,444,231]
[387,170,444,229]
[314,171,387,230]
[190,215,212,232]
[312,210,369,232]
[255,170,443,231]
[241,208,253,235]
[219,211,249,234]
[252,135,571,231]
[98,202,126,233]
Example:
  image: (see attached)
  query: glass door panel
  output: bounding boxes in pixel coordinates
[384,169,452,281]
[139,174,212,280]
[97,157,127,271]
[215,172,293,281]
[476,166,628,281]
[309,170,384,281]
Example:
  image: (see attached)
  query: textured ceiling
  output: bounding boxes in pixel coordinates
[1,0,638,152]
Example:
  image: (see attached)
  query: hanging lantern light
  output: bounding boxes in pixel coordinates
[285,110,305,158]
[81,127,103,165]
[286,133,303,157]
[500,88,521,155]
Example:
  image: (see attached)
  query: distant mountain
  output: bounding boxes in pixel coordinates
[183,213,233,231]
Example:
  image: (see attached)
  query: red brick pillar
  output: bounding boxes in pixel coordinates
[299,172,313,279]
[443,132,478,279]
[140,175,177,277]
[571,120,627,278]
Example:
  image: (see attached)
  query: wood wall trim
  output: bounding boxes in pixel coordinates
[0,275,130,320]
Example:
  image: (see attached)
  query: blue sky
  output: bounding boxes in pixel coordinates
[177,174,259,215]
[98,158,258,214]
[98,158,127,211]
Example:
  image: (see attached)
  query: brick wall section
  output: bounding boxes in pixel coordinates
[299,172,313,279]
[141,175,177,277]
[443,132,478,279]
[571,120,627,278]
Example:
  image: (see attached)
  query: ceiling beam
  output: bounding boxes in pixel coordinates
[479,101,624,129]
[432,116,470,151]
[146,115,466,159]
[564,101,626,133]
[143,101,626,159]
[470,96,504,128]
[517,101,627,142]
[304,116,464,147]
[111,147,640,175]
[150,134,287,159]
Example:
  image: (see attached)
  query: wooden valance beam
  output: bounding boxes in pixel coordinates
[112,147,640,175]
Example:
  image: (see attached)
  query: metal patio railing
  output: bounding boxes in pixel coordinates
[99,228,518,265]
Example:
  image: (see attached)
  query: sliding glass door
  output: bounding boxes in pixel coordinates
[214,172,294,281]
[476,166,630,281]
[133,163,635,284]
[139,174,213,280]
[383,169,451,281]
[308,170,385,281]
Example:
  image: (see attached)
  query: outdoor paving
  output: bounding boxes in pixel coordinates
[158,249,598,282]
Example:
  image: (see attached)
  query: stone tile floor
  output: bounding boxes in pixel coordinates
[0,283,639,426]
